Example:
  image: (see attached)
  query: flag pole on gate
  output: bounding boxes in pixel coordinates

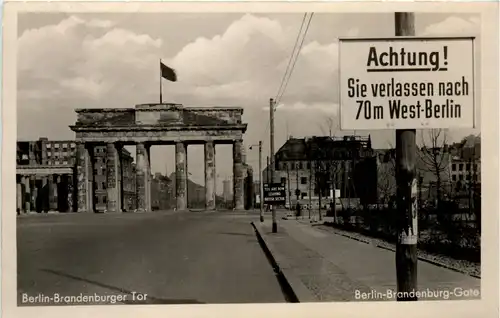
[160,59,163,104]
[159,59,178,104]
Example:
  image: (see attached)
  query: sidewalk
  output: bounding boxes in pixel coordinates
[253,219,480,302]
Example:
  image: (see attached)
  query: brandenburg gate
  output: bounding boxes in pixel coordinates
[70,103,247,212]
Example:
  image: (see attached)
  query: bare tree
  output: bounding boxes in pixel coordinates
[320,116,337,137]
[377,151,396,206]
[418,129,450,206]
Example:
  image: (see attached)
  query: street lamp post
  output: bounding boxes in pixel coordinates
[250,141,264,222]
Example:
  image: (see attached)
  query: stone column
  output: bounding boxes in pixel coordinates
[17,176,22,214]
[30,176,37,212]
[204,141,216,210]
[67,174,74,212]
[48,174,58,211]
[146,145,152,212]
[233,140,245,210]
[41,176,49,212]
[24,175,31,213]
[136,143,149,212]
[175,142,187,210]
[106,143,120,212]
[76,143,88,212]
[117,146,123,212]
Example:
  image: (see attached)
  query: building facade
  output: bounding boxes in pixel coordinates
[263,135,377,209]
[375,136,481,205]
[123,158,137,211]
[16,138,136,213]
[151,173,173,211]
[16,138,77,213]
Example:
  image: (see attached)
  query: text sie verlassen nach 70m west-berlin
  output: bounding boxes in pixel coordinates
[346,76,469,120]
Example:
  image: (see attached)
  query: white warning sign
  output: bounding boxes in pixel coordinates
[339,37,475,130]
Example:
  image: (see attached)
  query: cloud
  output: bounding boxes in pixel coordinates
[17,13,341,185]
[266,102,339,114]
[421,16,480,36]
[17,13,483,182]
[347,28,360,37]
[18,15,163,105]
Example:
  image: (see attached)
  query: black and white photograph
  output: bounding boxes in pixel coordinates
[2,2,499,318]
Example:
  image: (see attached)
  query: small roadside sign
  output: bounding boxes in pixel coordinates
[263,183,286,205]
[339,36,475,130]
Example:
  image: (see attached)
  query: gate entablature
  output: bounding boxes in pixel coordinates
[69,103,248,213]
[70,103,247,143]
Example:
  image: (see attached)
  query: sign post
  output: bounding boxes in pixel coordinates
[263,183,286,206]
[394,12,418,302]
[338,14,475,302]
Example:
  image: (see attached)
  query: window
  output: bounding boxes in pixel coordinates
[62,143,68,148]
[298,162,303,169]
[301,177,308,185]
[459,174,464,181]
[452,164,457,171]
[466,163,471,171]
[459,163,464,171]
[63,161,68,165]
[54,144,60,148]
[103,196,107,204]
[102,182,106,190]
[452,175,457,181]
[47,151,52,157]
[307,162,311,169]
[466,175,471,180]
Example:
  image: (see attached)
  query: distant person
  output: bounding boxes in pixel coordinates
[296,202,301,220]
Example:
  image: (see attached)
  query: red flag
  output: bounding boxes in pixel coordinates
[160,61,177,82]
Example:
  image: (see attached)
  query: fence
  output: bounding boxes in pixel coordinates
[326,202,480,263]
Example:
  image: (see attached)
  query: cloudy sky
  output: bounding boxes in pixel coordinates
[17,12,481,189]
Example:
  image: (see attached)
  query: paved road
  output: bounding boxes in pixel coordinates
[17,211,286,305]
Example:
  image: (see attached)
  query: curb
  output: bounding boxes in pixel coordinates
[251,222,317,303]
[318,223,481,279]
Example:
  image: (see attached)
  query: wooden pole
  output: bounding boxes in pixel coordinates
[296,161,299,203]
[270,98,277,233]
[395,12,418,302]
[287,161,292,211]
[266,156,270,184]
[259,141,264,222]
[308,158,312,219]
